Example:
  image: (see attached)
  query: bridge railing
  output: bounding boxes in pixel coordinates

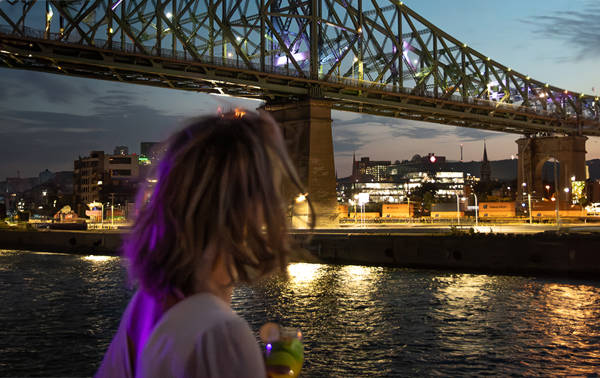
[330,75,574,121]
[1,24,597,124]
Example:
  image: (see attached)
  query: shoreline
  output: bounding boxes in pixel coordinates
[1,229,599,279]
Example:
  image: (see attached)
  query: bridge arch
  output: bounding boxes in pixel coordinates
[517,136,586,203]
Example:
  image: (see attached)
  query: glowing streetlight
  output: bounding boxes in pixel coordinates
[291,193,307,228]
[455,192,461,226]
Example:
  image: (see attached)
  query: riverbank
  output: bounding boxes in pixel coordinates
[1,228,599,278]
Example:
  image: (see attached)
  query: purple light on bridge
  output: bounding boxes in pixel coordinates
[111,0,123,11]
[275,51,309,66]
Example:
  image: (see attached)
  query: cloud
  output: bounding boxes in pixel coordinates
[333,110,506,158]
[0,68,100,107]
[333,126,367,155]
[0,101,180,178]
[453,127,505,142]
[527,2,600,60]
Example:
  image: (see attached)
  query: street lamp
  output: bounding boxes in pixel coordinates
[348,199,356,222]
[527,193,532,224]
[470,193,479,226]
[552,158,560,227]
[460,194,478,226]
[455,192,461,226]
[357,192,369,227]
[291,193,307,228]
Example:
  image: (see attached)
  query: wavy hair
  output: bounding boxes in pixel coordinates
[123,110,313,298]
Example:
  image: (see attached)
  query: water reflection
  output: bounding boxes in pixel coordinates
[533,283,600,374]
[286,262,323,287]
[81,255,118,263]
[434,274,495,318]
[2,252,600,376]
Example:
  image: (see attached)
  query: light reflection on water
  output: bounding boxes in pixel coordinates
[1,250,600,376]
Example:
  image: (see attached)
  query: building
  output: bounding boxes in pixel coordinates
[387,153,446,179]
[337,170,475,205]
[140,142,165,164]
[1,170,73,218]
[337,180,409,204]
[74,148,139,215]
[480,141,491,182]
[351,154,391,181]
[114,146,129,155]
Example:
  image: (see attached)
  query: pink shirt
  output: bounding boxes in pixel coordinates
[96,290,266,378]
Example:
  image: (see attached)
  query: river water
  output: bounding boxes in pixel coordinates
[1,249,599,377]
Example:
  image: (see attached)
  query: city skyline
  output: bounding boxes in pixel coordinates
[1,0,599,178]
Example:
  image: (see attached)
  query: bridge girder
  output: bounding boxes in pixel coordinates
[0,0,599,135]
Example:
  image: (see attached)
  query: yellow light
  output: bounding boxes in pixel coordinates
[108,27,113,34]
[342,265,371,278]
[295,193,306,203]
[287,263,321,285]
[233,108,246,118]
[82,255,115,263]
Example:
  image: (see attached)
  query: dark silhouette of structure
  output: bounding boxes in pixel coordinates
[480,141,491,182]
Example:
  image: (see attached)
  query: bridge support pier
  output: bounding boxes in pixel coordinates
[263,99,338,228]
[516,135,587,204]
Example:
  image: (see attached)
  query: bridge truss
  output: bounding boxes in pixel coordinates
[1,0,599,135]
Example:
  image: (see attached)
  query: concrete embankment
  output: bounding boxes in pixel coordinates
[1,229,600,278]
[294,231,600,278]
[0,229,125,255]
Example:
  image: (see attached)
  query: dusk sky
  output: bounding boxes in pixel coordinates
[1,0,599,179]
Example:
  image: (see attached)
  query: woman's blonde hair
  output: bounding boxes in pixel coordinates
[123,109,311,297]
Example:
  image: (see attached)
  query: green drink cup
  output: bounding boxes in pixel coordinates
[260,323,304,377]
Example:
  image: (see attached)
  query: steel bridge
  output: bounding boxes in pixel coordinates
[1,0,599,136]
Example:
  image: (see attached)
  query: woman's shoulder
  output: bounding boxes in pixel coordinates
[136,293,265,377]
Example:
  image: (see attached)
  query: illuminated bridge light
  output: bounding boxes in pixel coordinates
[111,0,123,11]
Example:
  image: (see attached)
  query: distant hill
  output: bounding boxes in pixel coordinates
[443,159,600,182]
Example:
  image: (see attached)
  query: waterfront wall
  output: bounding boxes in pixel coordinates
[0,230,124,255]
[295,232,600,278]
[1,229,600,278]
